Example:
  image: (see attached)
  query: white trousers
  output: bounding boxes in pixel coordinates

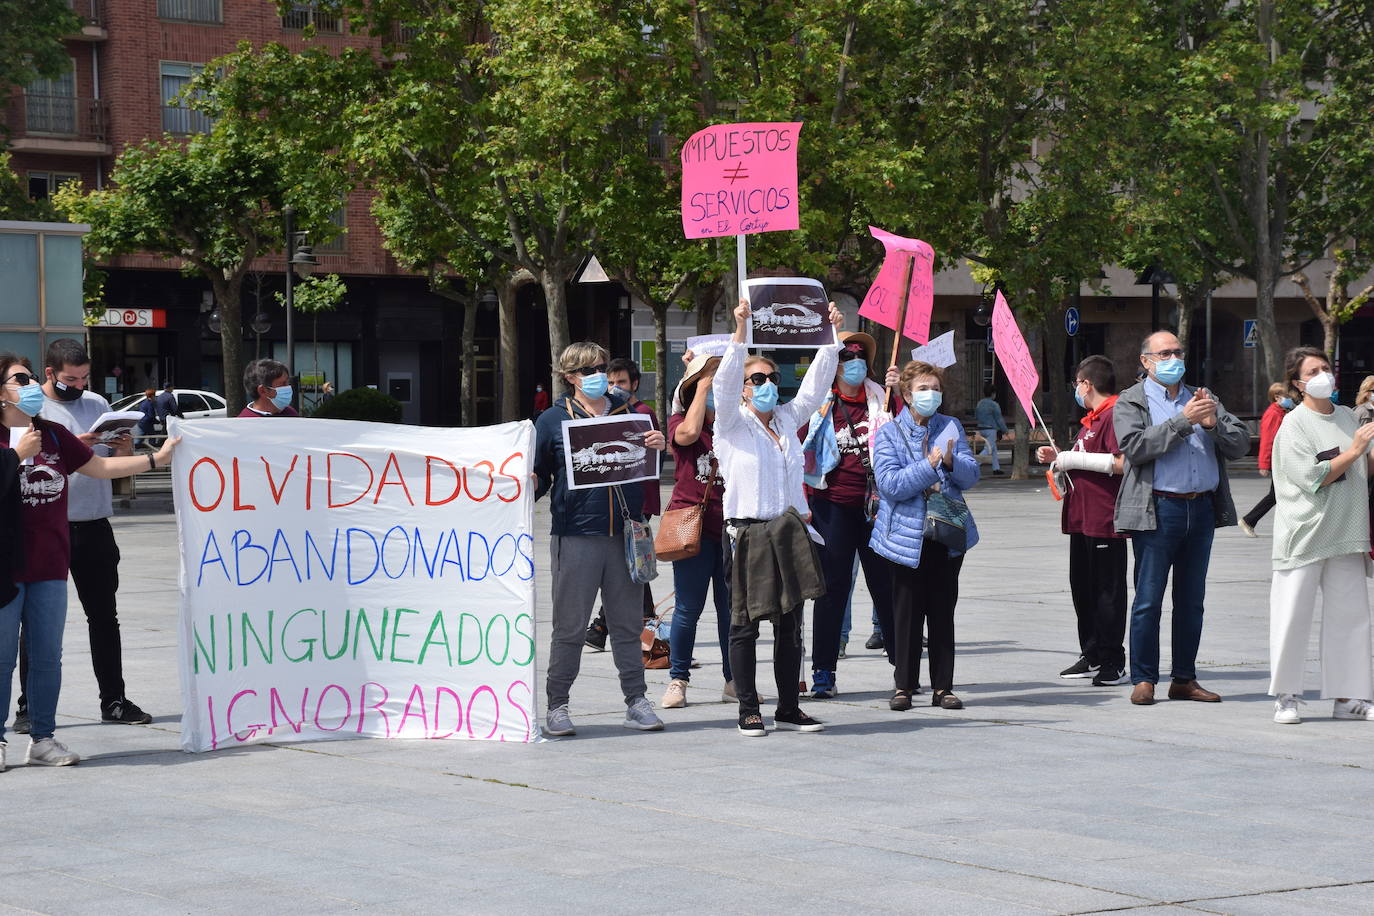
[1269,553,1373,699]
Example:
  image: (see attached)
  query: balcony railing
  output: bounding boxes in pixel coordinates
[282,5,341,32]
[14,94,109,142]
[156,0,222,24]
[161,104,213,136]
[69,0,105,26]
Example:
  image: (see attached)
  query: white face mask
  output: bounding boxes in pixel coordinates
[1302,371,1335,401]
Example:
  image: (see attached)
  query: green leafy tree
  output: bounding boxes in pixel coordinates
[54,43,350,415]
[0,0,79,121]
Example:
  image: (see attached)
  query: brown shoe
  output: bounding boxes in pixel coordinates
[1167,679,1221,702]
[1130,682,1156,705]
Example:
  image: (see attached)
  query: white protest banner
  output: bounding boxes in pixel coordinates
[562,414,659,490]
[910,330,957,369]
[685,334,732,358]
[172,418,538,752]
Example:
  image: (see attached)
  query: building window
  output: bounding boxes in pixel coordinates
[156,0,222,24]
[160,62,212,135]
[27,171,80,201]
[25,69,77,136]
[282,3,341,33]
[646,118,668,161]
[314,200,347,253]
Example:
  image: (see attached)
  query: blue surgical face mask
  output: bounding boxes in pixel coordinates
[1074,386,1087,410]
[1151,357,1186,386]
[270,384,293,411]
[750,380,779,412]
[1278,397,1294,410]
[12,382,45,418]
[608,385,628,400]
[912,389,942,418]
[1330,390,1340,405]
[841,359,868,386]
[579,372,608,399]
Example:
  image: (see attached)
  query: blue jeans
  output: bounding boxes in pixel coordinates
[0,579,68,741]
[1129,494,1214,685]
[979,428,1001,471]
[668,536,732,683]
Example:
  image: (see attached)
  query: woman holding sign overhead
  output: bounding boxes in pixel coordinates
[711,297,840,737]
[870,359,981,713]
[533,342,668,739]
[0,352,179,771]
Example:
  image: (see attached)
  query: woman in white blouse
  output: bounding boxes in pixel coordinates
[711,298,841,737]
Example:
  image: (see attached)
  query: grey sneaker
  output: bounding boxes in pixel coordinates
[545,704,576,737]
[623,696,665,731]
[0,740,6,773]
[26,737,80,767]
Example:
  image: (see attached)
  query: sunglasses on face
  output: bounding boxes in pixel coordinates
[4,372,35,386]
[746,371,781,386]
[1144,349,1185,360]
[573,363,609,376]
[838,349,865,363]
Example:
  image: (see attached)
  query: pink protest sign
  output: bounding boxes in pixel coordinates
[680,122,802,238]
[991,291,1040,428]
[857,226,935,345]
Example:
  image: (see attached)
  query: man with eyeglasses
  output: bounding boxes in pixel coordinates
[1113,331,1249,706]
[10,339,152,735]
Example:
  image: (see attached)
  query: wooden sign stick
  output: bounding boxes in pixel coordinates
[887,253,916,386]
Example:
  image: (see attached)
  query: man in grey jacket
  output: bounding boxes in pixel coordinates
[1114,331,1250,706]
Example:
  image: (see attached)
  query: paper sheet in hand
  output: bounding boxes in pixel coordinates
[685,334,732,358]
[910,331,957,369]
[87,410,143,441]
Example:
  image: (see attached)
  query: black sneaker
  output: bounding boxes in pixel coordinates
[11,707,29,735]
[584,618,608,651]
[1059,655,1098,679]
[102,698,152,725]
[773,708,825,732]
[864,631,884,650]
[1092,665,1130,686]
[738,712,767,737]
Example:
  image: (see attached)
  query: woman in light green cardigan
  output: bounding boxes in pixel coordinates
[1269,346,1374,725]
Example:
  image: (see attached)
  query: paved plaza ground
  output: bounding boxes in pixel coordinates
[4,468,1374,915]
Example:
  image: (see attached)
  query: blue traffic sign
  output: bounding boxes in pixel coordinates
[1064,306,1080,337]
[1243,319,1258,349]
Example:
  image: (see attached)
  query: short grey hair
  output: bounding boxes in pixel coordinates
[243,358,289,398]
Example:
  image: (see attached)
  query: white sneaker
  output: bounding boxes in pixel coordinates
[1333,698,1374,720]
[1273,694,1303,724]
[661,679,688,709]
[26,737,80,766]
[623,696,665,731]
[0,740,6,773]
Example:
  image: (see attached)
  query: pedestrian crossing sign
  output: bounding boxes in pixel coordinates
[1243,319,1258,349]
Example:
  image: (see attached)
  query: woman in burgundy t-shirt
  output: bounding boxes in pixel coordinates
[659,354,733,710]
[0,352,179,768]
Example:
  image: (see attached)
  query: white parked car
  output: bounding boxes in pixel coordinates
[111,388,228,424]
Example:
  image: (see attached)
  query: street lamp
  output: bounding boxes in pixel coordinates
[251,311,271,360]
[1135,264,1175,331]
[479,289,499,312]
[282,205,319,379]
[972,284,997,327]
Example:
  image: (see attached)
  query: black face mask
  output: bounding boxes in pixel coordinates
[53,380,84,402]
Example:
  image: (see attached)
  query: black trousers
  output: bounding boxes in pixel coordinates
[1068,533,1128,668]
[888,543,962,694]
[19,518,125,709]
[728,607,803,717]
[810,497,892,673]
[1243,482,1276,529]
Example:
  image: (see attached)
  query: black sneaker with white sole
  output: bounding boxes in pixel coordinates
[1059,655,1098,679]
[738,712,767,737]
[11,706,29,735]
[773,708,825,732]
[1092,665,1130,686]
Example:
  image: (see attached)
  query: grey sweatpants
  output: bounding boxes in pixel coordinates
[547,534,647,709]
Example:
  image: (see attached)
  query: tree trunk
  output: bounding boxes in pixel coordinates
[498,278,519,423]
[540,268,572,397]
[215,273,246,416]
[694,280,720,335]
[1010,323,1041,480]
[461,299,477,426]
[652,301,670,431]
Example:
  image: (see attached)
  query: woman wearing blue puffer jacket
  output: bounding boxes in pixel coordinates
[870,359,980,713]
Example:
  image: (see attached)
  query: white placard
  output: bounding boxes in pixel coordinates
[685,334,732,358]
[172,417,538,752]
[910,330,957,369]
[561,414,658,490]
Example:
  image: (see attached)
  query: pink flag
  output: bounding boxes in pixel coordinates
[680,122,803,239]
[990,291,1039,428]
[857,226,935,344]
